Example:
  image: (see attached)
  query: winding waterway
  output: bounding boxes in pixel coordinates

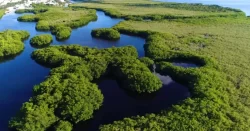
[0,1,245,130]
[0,10,192,131]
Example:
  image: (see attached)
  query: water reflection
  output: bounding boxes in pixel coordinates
[74,73,190,131]
[172,62,199,68]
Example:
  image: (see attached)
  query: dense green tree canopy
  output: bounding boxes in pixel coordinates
[30,34,53,48]
[0,30,29,58]
[91,28,120,40]
[54,121,73,131]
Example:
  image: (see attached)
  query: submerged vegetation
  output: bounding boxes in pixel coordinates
[91,28,120,40]
[0,30,29,58]
[16,4,97,40]
[7,0,250,131]
[30,34,53,48]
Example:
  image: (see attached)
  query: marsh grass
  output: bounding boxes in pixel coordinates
[71,0,245,20]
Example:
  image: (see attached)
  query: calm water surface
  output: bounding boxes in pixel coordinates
[157,0,250,16]
[0,11,190,131]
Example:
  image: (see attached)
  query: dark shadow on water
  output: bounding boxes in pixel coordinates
[0,51,23,64]
[74,74,190,131]
[172,62,200,68]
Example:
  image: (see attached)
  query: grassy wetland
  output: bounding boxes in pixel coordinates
[6,0,250,131]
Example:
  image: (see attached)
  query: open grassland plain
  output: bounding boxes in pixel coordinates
[17,4,97,40]
[71,0,245,20]
[9,0,250,131]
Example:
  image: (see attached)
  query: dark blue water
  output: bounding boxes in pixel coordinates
[173,62,199,68]
[74,77,190,131]
[156,0,250,16]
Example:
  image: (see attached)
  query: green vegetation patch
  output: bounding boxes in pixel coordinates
[51,26,72,40]
[97,10,250,130]
[30,34,53,48]
[17,4,97,40]
[9,45,162,131]
[54,120,73,131]
[0,30,30,59]
[91,28,120,40]
[0,9,4,19]
[71,0,245,21]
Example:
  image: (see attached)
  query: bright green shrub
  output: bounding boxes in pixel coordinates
[36,20,50,31]
[0,30,29,58]
[91,28,120,40]
[139,57,154,69]
[30,34,53,48]
[58,77,103,123]
[51,26,72,40]
[54,121,73,131]
[9,102,57,131]
[15,9,34,14]
[17,14,37,22]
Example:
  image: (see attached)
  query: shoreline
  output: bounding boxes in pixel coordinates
[3,0,72,14]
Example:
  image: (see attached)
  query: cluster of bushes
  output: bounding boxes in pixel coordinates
[15,8,48,14]
[111,57,162,93]
[15,9,34,14]
[30,45,161,93]
[9,73,104,131]
[91,28,120,40]
[51,26,72,40]
[0,30,29,59]
[17,4,97,40]
[10,45,162,130]
[30,34,53,48]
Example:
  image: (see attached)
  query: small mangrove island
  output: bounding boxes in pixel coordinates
[30,34,53,48]
[91,28,121,40]
[0,30,29,59]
